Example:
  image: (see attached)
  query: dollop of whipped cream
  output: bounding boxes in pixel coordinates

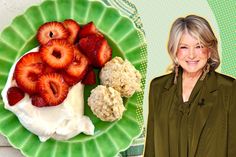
[1,47,94,142]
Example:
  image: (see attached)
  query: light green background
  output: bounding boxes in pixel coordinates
[134,0,222,125]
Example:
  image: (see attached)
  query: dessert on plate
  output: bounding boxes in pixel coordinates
[1,19,112,142]
[100,57,142,97]
[88,85,125,122]
[1,18,142,141]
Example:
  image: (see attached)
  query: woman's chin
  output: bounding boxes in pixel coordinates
[182,67,203,75]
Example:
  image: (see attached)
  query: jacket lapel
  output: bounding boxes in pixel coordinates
[161,74,176,107]
[191,71,218,156]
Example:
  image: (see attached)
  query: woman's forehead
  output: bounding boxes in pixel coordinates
[178,30,202,45]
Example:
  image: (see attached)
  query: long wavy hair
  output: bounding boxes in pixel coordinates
[167,15,219,72]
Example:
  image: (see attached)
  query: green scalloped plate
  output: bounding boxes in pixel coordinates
[0,0,147,156]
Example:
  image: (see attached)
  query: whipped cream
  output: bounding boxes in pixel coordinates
[1,47,94,142]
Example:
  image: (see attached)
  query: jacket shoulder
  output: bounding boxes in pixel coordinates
[150,72,174,89]
[215,72,235,87]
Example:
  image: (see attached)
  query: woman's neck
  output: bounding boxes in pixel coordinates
[181,70,203,102]
[182,70,202,81]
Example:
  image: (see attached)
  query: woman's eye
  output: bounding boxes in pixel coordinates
[196,45,203,49]
[180,46,187,49]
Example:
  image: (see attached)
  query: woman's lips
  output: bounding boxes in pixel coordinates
[186,60,199,65]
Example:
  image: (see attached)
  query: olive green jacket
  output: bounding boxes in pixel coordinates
[144,71,236,157]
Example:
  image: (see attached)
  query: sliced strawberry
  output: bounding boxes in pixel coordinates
[37,73,69,106]
[7,87,25,106]
[43,64,56,74]
[78,34,103,54]
[31,95,48,107]
[40,39,74,69]
[63,19,80,44]
[82,68,96,85]
[61,71,81,86]
[78,22,103,38]
[96,39,112,67]
[66,47,89,80]
[78,34,112,67]
[37,21,69,45]
[14,52,44,94]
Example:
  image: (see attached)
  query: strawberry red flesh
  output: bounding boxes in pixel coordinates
[14,52,44,94]
[78,34,112,67]
[82,68,96,85]
[7,87,25,106]
[43,64,56,74]
[37,73,69,106]
[31,95,48,107]
[96,39,112,67]
[37,21,69,45]
[40,39,74,69]
[66,47,89,80]
[78,22,103,38]
[61,71,81,86]
[63,19,80,44]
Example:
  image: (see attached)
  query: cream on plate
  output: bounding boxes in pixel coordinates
[1,47,94,142]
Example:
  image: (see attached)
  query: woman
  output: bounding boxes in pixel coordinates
[144,15,236,157]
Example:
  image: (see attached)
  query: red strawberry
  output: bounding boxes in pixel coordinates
[82,68,96,85]
[37,21,69,45]
[61,72,81,86]
[63,19,80,44]
[31,95,48,107]
[40,39,74,69]
[78,34,112,67]
[43,64,56,74]
[95,39,112,67]
[78,34,103,54]
[66,47,89,79]
[78,22,103,38]
[14,52,44,94]
[37,73,69,106]
[7,87,25,106]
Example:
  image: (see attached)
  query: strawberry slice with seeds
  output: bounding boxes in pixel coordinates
[95,39,112,67]
[66,47,89,80]
[78,22,103,38]
[31,95,48,107]
[40,39,74,69]
[37,21,69,45]
[78,34,103,54]
[37,73,69,106]
[43,64,56,74]
[61,71,81,86]
[78,34,112,67]
[82,68,96,85]
[63,19,80,44]
[7,87,25,106]
[14,52,44,94]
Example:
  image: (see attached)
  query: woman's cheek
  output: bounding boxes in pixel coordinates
[176,50,186,59]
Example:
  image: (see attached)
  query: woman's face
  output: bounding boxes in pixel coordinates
[176,32,211,75]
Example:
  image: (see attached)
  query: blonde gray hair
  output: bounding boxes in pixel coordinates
[167,15,220,71]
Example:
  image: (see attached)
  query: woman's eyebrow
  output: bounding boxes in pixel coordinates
[179,42,202,46]
[179,43,188,46]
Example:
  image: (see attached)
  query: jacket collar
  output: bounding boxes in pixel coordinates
[163,70,218,92]
[204,70,218,93]
[163,72,175,90]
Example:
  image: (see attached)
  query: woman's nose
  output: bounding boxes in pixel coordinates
[188,48,196,59]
